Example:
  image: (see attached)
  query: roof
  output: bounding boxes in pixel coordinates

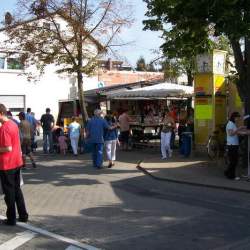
[0,13,105,52]
[84,80,164,97]
[107,82,194,99]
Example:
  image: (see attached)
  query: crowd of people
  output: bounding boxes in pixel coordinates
[0,101,249,227]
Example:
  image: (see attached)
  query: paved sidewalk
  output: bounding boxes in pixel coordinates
[133,149,250,192]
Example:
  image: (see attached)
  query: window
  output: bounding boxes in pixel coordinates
[43,22,50,30]
[0,57,5,69]
[7,58,24,70]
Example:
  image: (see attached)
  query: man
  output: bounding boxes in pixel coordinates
[40,108,55,153]
[0,104,28,225]
[7,111,19,125]
[18,112,36,169]
[68,117,81,156]
[25,108,39,151]
[118,110,131,150]
[86,109,115,169]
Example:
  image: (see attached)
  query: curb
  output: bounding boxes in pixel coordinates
[136,164,250,194]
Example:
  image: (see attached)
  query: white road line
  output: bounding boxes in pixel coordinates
[66,245,85,250]
[0,230,37,250]
[0,215,102,250]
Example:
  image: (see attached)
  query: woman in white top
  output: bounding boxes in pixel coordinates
[224,112,245,180]
[68,117,81,156]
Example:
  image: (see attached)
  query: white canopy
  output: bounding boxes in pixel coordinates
[107,82,193,99]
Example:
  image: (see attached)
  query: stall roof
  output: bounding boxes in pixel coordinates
[107,82,194,99]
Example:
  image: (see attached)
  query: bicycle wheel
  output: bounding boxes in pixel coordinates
[207,137,219,160]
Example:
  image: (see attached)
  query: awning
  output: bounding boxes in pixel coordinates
[107,82,193,99]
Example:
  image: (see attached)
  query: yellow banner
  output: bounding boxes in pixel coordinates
[195,105,213,120]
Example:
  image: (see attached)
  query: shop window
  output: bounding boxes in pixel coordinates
[0,57,5,69]
[7,58,24,70]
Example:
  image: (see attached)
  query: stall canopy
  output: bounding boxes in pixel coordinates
[107,82,194,100]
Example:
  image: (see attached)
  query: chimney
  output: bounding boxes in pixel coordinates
[107,58,112,70]
[5,12,13,25]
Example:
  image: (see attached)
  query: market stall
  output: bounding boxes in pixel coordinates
[107,82,194,147]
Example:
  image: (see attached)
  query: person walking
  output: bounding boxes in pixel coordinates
[40,108,55,153]
[68,117,81,156]
[18,112,36,169]
[224,112,246,180]
[86,109,115,169]
[118,110,131,150]
[58,131,68,155]
[25,108,39,152]
[104,111,119,168]
[161,110,175,159]
[0,104,29,225]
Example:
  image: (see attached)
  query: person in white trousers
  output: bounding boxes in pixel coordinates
[161,110,175,159]
[68,117,81,156]
[104,112,118,168]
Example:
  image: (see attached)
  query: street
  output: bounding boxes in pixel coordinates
[1,150,250,250]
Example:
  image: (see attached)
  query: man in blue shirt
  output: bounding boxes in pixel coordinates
[25,108,39,151]
[86,109,115,169]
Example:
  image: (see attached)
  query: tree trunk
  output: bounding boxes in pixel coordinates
[77,72,89,123]
[231,38,250,115]
[186,69,193,86]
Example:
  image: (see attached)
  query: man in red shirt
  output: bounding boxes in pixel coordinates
[0,104,28,225]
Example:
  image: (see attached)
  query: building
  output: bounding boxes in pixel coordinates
[0,13,164,120]
[0,13,103,119]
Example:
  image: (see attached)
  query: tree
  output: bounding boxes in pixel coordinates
[2,0,133,121]
[143,0,250,113]
[136,56,147,71]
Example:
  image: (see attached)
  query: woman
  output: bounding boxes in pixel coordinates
[178,107,187,147]
[104,111,119,168]
[161,110,175,159]
[224,112,245,180]
[68,117,81,156]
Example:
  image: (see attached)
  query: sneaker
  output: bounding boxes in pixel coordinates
[234,177,240,181]
[1,219,16,226]
[18,217,28,223]
[32,162,36,168]
[161,157,167,160]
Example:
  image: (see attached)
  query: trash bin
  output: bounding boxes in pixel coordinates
[180,132,192,157]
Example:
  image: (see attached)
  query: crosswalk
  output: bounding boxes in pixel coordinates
[0,216,102,250]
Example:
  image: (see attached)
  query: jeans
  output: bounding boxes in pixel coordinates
[0,168,28,224]
[105,140,117,161]
[92,143,104,168]
[43,130,53,153]
[225,145,239,179]
[70,136,79,155]
[161,132,172,158]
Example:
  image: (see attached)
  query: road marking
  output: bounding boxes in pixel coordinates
[66,245,84,250]
[0,215,102,250]
[0,230,37,250]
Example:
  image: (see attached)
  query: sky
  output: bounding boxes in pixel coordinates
[0,0,164,67]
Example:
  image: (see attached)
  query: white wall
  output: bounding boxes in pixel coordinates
[0,15,101,121]
[0,65,70,120]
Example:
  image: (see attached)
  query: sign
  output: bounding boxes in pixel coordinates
[194,74,213,95]
[195,105,213,120]
[214,75,225,95]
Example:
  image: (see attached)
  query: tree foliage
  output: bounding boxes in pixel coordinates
[2,0,133,121]
[143,0,250,113]
[136,56,157,72]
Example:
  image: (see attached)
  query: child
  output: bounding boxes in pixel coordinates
[58,131,67,155]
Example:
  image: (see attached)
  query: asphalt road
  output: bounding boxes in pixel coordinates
[1,152,250,250]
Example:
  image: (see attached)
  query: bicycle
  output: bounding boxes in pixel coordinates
[206,125,228,163]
